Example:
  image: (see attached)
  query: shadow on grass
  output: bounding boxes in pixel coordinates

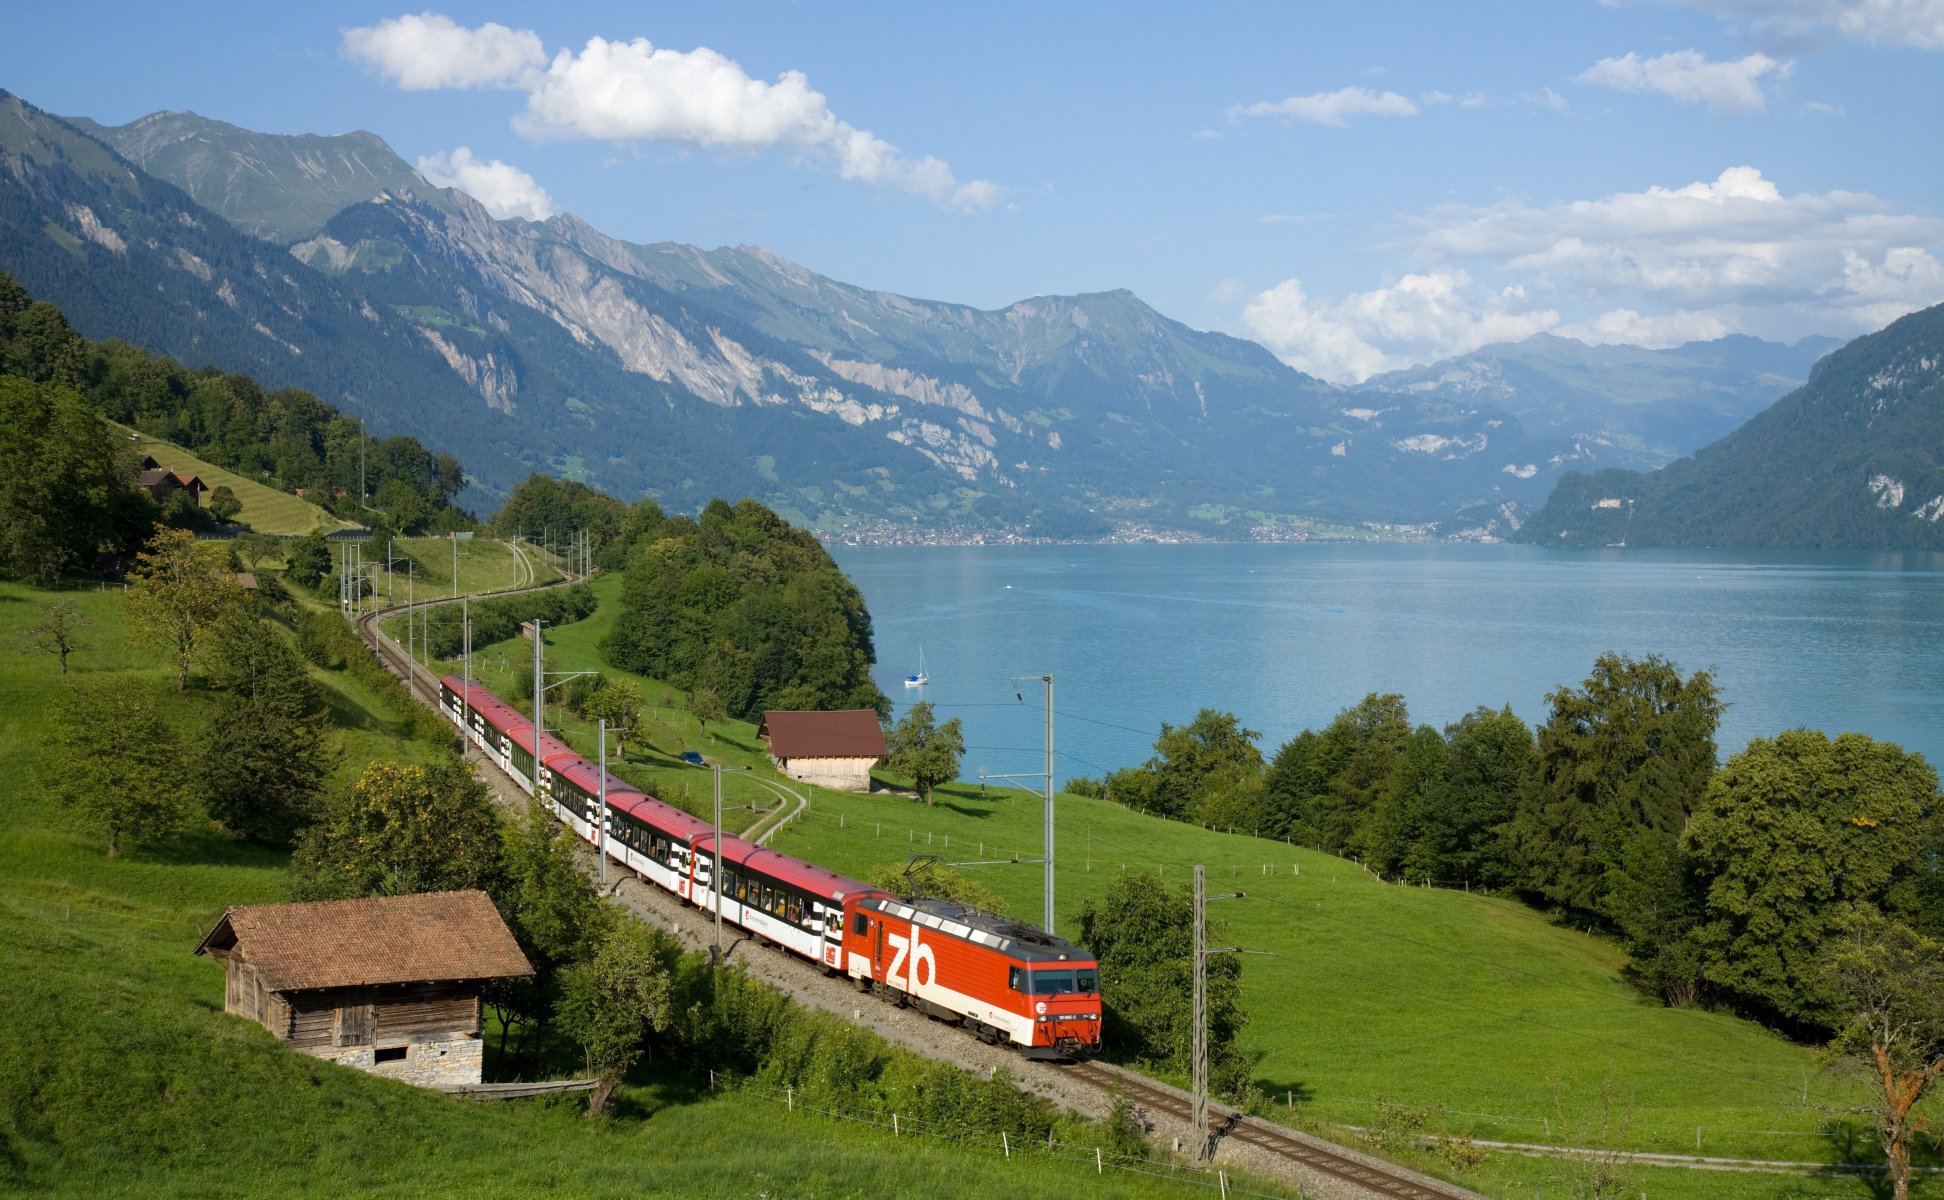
[142,823,291,871]
[1253,1078,1315,1111]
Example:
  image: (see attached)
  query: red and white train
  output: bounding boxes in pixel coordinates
[439,676,1103,1059]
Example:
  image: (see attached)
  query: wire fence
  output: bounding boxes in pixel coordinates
[707,1070,1303,1200]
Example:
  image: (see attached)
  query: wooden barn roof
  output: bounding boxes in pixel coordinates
[758,709,887,760]
[194,890,531,992]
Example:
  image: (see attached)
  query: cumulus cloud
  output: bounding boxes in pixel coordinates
[342,13,544,89]
[1228,86,1418,126]
[1577,49,1788,113]
[344,16,998,212]
[1651,0,1944,50]
[1239,166,1944,377]
[416,147,555,220]
[1241,271,1559,383]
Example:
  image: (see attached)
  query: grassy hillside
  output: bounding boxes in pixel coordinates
[0,579,1236,1200]
[406,574,1918,1199]
[112,424,358,536]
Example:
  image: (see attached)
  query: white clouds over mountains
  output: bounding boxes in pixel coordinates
[1244,167,1944,383]
[343,13,998,212]
[416,147,554,220]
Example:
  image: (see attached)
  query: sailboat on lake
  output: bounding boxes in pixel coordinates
[903,649,930,688]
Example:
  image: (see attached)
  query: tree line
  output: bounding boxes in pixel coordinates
[1079,653,1944,1029]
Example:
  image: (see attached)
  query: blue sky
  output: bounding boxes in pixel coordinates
[4,1,1941,381]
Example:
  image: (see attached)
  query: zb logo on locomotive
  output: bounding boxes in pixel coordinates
[884,928,936,989]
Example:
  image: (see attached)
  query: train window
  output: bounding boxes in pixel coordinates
[772,891,786,917]
[786,898,803,923]
[1077,969,1098,993]
[1029,970,1077,995]
[1008,967,1024,991]
[853,913,869,936]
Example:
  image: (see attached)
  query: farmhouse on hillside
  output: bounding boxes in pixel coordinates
[194,890,531,1089]
[138,468,206,506]
[757,709,888,792]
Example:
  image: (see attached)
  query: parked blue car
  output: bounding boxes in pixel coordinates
[680,750,706,766]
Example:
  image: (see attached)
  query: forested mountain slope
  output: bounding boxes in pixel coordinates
[1516,303,1944,548]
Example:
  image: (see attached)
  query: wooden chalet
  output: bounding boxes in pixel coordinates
[757,709,888,793]
[194,890,531,1088]
[138,468,206,505]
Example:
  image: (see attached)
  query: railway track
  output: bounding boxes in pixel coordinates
[351,572,1485,1200]
[1070,1062,1481,1200]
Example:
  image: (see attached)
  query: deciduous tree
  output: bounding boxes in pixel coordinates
[556,920,677,1116]
[1819,909,1944,1200]
[1076,872,1251,1099]
[885,700,964,805]
[489,802,613,1066]
[687,686,727,736]
[125,527,248,689]
[42,677,192,857]
[1689,730,1943,1024]
[205,484,241,524]
[21,599,91,675]
[585,681,646,760]
[291,760,504,900]
[195,617,333,843]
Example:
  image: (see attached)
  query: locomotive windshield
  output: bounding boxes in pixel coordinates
[1027,968,1099,995]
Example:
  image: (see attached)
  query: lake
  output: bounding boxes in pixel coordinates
[831,543,1944,785]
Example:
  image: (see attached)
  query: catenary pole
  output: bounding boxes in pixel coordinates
[599,719,609,888]
[712,763,724,965]
[1193,863,1208,1160]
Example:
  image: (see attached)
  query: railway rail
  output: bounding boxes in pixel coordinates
[1069,1063,1480,1200]
[351,570,1486,1200]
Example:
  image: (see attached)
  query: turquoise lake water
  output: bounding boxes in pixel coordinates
[831,543,1944,784]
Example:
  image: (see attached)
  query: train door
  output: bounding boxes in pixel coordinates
[675,843,694,902]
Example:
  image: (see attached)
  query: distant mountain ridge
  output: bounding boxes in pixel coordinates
[1515,303,1944,549]
[0,91,1858,537]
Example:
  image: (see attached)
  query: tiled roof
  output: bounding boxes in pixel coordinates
[196,890,531,991]
[759,709,888,760]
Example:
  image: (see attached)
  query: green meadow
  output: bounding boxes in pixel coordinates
[0,578,1239,1199]
[410,573,1920,1200]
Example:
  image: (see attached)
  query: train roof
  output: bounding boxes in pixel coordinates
[442,676,535,736]
[508,726,578,765]
[862,895,1096,964]
[709,836,877,903]
[610,792,715,840]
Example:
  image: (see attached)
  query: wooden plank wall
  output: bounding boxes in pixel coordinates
[278,983,480,1048]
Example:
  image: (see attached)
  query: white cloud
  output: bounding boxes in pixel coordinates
[1655,0,1944,50]
[416,147,555,220]
[1420,90,1487,108]
[1577,49,1787,113]
[1241,271,1559,383]
[342,13,544,90]
[1239,166,1944,374]
[1524,87,1573,112]
[345,17,997,212]
[1228,86,1418,126]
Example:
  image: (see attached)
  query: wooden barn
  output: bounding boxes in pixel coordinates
[757,709,888,793]
[194,890,531,1089]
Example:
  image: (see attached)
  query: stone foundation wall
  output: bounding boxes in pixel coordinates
[777,756,873,793]
[309,1034,483,1088]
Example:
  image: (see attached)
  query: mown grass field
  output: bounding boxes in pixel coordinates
[0,578,1236,1200]
[109,423,358,536]
[385,534,562,602]
[406,572,1928,1200]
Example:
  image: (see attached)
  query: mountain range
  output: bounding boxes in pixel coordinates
[1515,301,1944,549]
[0,90,1841,536]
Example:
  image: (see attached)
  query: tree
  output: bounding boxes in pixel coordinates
[291,761,505,900]
[585,681,646,761]
[490,803,614,1067]
[235,531,282,571]
[125,527,248,689]
[687,686,727,736]
[556,920,677,1116]
[1075,872,1251,1099]
[1507,653,1720,925]
[284,530,331,590]
[194,618,333,843]
[1149,709,1264,822]
[884,701,964,805]
[1414,706,1531,889]
[866,858,1007,914]
[21,599,91,675]
[206,484,242,524]
[1688,730,1943,1024]
[41,677,192,857]
[1819,909,1944,1200]
[0,377,146,584]
[1359,724,1448,878]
